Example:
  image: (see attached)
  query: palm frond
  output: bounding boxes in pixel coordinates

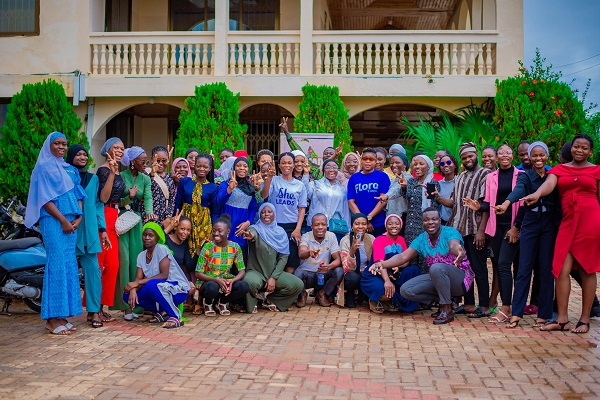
[403,115,437,159]
[435,116,463,160]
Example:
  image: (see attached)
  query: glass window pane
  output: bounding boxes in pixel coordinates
[0,0,38,34]
[229,0,277,31]
[170,0,215,31]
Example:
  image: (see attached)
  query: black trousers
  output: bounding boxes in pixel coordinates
[199,281,249,305]
[489,224,519,306]
[463,234,489,307]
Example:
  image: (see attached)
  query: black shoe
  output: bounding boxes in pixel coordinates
[454,305,466,315]
[590,305,600,319]
[433,310,455,325]
[345,294,356,308]
[431,309,441,318]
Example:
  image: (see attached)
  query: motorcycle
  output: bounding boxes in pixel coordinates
[0,237,46,314]
[0,196,41,240]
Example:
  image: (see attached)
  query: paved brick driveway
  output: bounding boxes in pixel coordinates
[0,286,599,400]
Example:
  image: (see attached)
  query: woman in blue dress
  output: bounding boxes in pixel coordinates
[216,157,258,258]
[25,132,86,335]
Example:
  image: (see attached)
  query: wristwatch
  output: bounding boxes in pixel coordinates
[367,215,372,222]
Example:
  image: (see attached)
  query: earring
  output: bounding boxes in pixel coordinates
[131,164,134,169]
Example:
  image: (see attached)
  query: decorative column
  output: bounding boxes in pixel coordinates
[299,0,313,76]
[213,0,229,76]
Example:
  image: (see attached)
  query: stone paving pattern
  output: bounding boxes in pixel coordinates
[0,284,599,400]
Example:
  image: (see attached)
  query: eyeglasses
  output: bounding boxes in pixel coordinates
[324,165,339,171]
[439,160,453,166]
[498,150,513,155]
[361,156,376,161]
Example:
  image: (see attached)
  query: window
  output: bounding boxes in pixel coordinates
[0,0,39,36]
[105,0,131,32]
[229,0,277,31]
[170,0,215,31]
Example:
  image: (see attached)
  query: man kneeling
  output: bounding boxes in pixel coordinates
[295,214,343,307]
[370,207,473,324]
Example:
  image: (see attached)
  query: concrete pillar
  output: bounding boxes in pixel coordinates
[299,0,314,76]
[495,0,523,76]
[213,0,229,76]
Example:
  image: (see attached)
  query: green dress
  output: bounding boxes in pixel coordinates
[243,227,304,312]
[112,169,153,311]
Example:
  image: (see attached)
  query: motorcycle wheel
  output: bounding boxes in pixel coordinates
[24,297,42,313]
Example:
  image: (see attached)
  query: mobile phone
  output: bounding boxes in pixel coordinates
[355,233,361,240]
[426,183,436,196]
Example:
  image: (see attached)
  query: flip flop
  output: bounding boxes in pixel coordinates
[571,321,590,334]
[162,317,184,329]
[91,319,104,328]
[46,324,70,335]
[540,320,570,332]
[467,307,491,318]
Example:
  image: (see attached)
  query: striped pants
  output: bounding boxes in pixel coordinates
[123,280,187,319]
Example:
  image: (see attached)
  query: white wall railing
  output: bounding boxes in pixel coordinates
[313,31,497,76]
[90,32,215,76]
[89,30,498,77]
[227,32,300,75]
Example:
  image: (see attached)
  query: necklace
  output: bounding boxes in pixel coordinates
[145,248,154,263]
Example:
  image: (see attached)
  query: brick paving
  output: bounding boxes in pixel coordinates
[0,284,599,400]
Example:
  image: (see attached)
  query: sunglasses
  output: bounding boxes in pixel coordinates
[498,150,513,155]
[439,160,454,166]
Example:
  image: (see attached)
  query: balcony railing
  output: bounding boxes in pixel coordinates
[90,32,215,76]
[90,30,497,77]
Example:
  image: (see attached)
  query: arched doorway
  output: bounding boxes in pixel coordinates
[239,104,294,162]
[104,103,181,151]
[349,104,441,151]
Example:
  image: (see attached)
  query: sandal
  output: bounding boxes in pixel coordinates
[488,310,510,323]
[369,300,384,314]
[382,301,399,312]
[148,312,168,323]
[46,324,70,335]
[192,305,203,315]
[262,300,280,312]
[467,307,491,318]
[252,305,258,314]
[216,302,231,316]
[162,317,184,329]
[506,317,521,329]
[204,301,216,317]
[91,319,103,328]
[230,303,247,313]
[100,311,116,323]
[62,320,77,332]
[570,321,590,334]
[539,320,570,332]
[532,318,548,328]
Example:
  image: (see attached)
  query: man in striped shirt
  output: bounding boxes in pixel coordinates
[451,142,491,318]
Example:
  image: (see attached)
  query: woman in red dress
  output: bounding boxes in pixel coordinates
[522,134,600,334]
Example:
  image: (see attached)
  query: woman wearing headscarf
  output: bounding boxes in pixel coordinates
[360,214,421,314]
[242,203,304,312]
[306,159,350,242]
[171,157,192,192]
[400,154,440,273]
[96,137,125,322]
[185,148,199,172]
[340,213,374,308]
[123,222,190,329]
[25,132,86,335]
[66,145,109,329]
[216,157,259,257]
[216,155,237,185]
[115,146,155,320]
[383,152,411,232]
[143,145,176,224]
[338,151,360,188]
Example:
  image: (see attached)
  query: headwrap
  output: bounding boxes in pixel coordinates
[389,144,406,155]
[25,132,74,228]
[341,151,360,178]
[234,150,249,158]
[321,159,338,174]
[385,213,403,230]
[66,144,93,189]
[121,146,145,167]
[252,203,289,255]
[351,212,368,226]
[459,142,478,156]
[232,157,255,197]
[291,150,305,159]
[185,148,199,158]
[219,156,237,181]
[142,221,166,244]
[390,152,409,172]
[414,154,435,212]
[172,157,192,178]
[527,141,549,158]
[100,137,123,157]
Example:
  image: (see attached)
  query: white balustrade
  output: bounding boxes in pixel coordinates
[227,32,300,75]
[312,31,497,76]
[90,32,215,76]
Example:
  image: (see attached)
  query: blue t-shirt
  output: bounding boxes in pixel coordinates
[347,170,390,228]
[267,176,308,225]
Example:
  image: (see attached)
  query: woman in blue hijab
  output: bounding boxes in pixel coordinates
[25,132,87,335]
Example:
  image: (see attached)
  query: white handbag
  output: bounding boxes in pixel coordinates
[115,205,141,236]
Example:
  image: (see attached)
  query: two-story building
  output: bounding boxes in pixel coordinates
[0,0,523,163]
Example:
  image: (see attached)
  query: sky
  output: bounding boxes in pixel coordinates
[524,0,600,115]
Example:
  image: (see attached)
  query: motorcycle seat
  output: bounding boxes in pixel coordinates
[0,237,42,253]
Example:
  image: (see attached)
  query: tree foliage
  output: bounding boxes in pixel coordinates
[494,49,586,161]
[0,79,86,200]
[294,83,353,161]
[174,82,247,168]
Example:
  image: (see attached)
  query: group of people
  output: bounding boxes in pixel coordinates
[26,120,600,335]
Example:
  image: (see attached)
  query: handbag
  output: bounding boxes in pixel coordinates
[328,211,349,235]
[115,205,141,236]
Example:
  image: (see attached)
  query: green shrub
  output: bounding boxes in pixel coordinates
[494,50,586,161]
[294,83,353,161]
[174,82,247,168]
[0,79,86,200]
